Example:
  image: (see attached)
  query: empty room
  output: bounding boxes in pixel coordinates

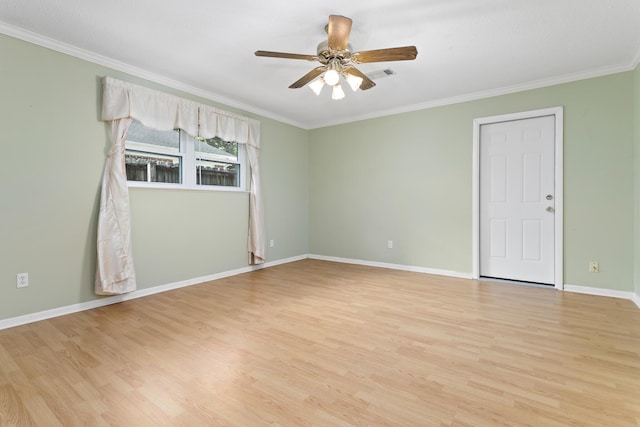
[1,1,640,426]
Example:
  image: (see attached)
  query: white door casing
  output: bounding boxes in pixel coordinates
[472,107,563,289]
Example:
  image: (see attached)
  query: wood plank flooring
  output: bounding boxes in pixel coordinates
[1,259,639,426]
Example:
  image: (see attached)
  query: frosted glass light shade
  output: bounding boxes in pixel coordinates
[323,69,340,86]
[345,74,363,91]
[309,78,325,96]
[331,84,345,100]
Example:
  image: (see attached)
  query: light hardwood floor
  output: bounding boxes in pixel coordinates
[1,259,639,426]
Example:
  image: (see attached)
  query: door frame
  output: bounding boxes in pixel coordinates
[472,107,564,289]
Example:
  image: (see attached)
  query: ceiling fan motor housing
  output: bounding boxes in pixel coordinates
[316,40,353,64]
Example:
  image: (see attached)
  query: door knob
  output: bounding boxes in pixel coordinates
[546,206,554,212]
[546,194,553,200]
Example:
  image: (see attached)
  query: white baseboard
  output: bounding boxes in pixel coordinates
[0,254,307,331]
[3,256,637,331]
[308,254,473,279]
[564,283,638,304]
[632,293,640,309]
[313,257,640,309]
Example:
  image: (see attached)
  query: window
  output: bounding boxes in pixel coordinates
[195,136,240,187]
[125,120,245,190]
[125,121,182,184]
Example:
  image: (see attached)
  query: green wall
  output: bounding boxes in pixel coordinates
[1,31,638,323]
[635,63,640,297]
[0,34,309,320]
[309,73,635,291]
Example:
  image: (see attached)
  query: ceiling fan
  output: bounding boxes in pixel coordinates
[255,15,418,99]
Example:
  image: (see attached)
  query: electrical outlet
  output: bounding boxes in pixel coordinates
[387,240,393,249]
[269,239,275,248]
[17,273,29,288]
[589,261,599,273]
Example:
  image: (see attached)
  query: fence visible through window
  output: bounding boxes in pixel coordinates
[123,120,242,188]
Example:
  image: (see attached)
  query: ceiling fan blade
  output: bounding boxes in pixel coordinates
[289,66,326,89]
[344,67,376,90]
[255,50,318,61]
[327,15,352,51]
[352,46,418,63]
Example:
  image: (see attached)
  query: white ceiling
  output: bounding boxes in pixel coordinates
[1,0,639,129]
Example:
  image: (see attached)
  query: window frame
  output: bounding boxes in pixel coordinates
[125,123,247,192]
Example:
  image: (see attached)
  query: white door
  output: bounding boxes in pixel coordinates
[479,115,555,284]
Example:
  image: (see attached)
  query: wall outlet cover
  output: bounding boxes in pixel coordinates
[17,273,29,288]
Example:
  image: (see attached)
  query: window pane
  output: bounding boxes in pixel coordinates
[125,120,182,183]
[196,160,239,186]
[127,119,180,151]
[125,151,181,183]
[195,137,239,187]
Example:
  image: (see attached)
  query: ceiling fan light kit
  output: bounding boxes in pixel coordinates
[255,15,418,100]
[345,73,363,91]
[307,68,363,98]
[331,84,346,100]
[323,62,341,86]
[309,78,325,95]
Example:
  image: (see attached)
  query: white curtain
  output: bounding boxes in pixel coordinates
[247,120,266,264]
[95,118,136,295]
[95,77,265,295]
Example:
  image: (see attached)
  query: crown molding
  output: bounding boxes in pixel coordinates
[1,20,638,131]
[632,46,640,70]
[0,21,307,129]
[310,61,639,129]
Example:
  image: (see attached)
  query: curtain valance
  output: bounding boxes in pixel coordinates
[95,77,265,296]
[101,76,259,147]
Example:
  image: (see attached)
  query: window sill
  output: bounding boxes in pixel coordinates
[127,181,249,193]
